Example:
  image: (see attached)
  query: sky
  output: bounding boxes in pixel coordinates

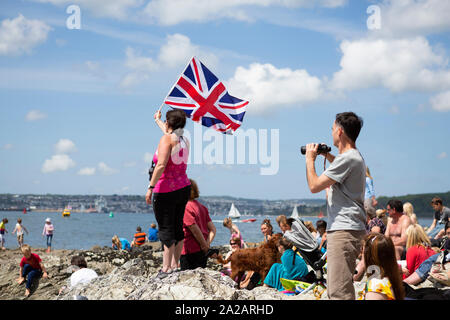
[0,0,449,200]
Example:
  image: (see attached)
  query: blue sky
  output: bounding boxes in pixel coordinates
[0,0,449,200]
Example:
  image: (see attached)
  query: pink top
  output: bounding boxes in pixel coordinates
[42,223,54,236]
[153,136,190,193]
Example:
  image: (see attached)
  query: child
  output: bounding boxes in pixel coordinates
[12,218,29,248]
[316,219,327,252]
[131,226,147,247]
[42,218,54,253]
[16,244,48,297]
[223,217,246,248]
[112,235,131,251]
[357,233,405,300]
[148,223,159,242]
[0,218,8,250]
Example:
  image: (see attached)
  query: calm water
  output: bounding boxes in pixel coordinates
[0,210,435,250]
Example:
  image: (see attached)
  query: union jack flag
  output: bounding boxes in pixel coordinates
[164,56,248,134]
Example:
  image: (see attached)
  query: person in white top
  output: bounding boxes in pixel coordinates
[59,255,98,296]
[12,218,28,248]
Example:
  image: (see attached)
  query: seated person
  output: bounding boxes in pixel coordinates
[384,199,412,260]
[16,244,48,297]
[220,236,242,277]
[404,222,450,286]
[59,255,98,294]
[366,207,386,234]
[263,237,308,291]
[148,223,159,242]
[112,235,131,251]
[316,219,327,252]
[402,224,437,279]
[131,226,147,247]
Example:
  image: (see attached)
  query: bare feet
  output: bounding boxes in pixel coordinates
[25,289,30,297]
[17,277,25,285]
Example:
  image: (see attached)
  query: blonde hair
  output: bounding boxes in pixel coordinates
[376,209,388,226]
[366,166,373,179]
[223,217,232,227]
[276,215,287,226]
[112,235,121,248]
[304,221,317,233]
[21,244,31,254]
[406,224,430,249]
[403,202,417,224]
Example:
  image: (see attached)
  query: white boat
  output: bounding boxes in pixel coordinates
[228,203,241,219]
[291,205,299,219]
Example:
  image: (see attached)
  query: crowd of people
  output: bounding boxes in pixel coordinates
[2,109,449,300]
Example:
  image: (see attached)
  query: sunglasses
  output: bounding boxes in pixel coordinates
[230,242,238,245]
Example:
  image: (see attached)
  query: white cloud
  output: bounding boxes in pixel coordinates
[123,161,137,168]
[98,162,118,175]
[430,90,450,112]
[142,0,348,25]
[331,36,450,93]
[226,63,323,114]
[77,167,96,176]
[25,109,47,122]
[3,144,13,150]
[120,34,218,88]
[0,14,51,56]
[54,139,77,154]
[42,154,76,173]
[379,0,450,37]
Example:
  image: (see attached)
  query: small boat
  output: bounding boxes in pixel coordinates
[23,208,27,214]
[62,208,71,217]
[228,203,241,219]
[242,218,256,223]
[109,212,114,218]
[318,211,324,218]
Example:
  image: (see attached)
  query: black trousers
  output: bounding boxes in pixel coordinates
[152,185,191,249]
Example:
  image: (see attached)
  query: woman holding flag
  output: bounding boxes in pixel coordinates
[146,108,191,279]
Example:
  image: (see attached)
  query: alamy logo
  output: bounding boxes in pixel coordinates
[66,5,81,30]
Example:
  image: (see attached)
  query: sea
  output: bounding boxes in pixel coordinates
[0,210,435,250]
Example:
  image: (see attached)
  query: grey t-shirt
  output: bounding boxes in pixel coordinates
[323,148,366,232]
[435,206,450,225]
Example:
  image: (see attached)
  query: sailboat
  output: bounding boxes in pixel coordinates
[290,205,299,219]
[228,203,241,219]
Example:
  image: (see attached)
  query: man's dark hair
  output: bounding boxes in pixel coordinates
[431,197,443,206]
[166,109,186,131]
[316,219,327,230]
[335,112,363,143]
[387,199,403,213]
[71,255,87,268]
[136,226,142,232]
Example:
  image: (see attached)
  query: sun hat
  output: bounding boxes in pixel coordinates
[45,218,51,223]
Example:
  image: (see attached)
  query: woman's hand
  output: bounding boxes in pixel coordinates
[145,189,153,205]
[154,110,162,121]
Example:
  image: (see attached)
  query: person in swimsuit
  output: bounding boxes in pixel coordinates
[384,199,412,260]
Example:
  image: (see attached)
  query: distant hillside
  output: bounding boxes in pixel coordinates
[377,191,450,217]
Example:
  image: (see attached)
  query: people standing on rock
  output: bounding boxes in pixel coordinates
[59,255,98,295]
[131,226,147,247]
[42,218,54,253]
[304,112,366,300]
[112,235,131,251]
[145,109,191,279]
[16,244,48,297]
[0,218,8,250]
[12,218,28,248]
[180,179,217,271]
[148,223,159,242]
[364,166,378,214]
[223,217,246,249]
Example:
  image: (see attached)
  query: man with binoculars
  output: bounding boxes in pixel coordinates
[303,111,366,300]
